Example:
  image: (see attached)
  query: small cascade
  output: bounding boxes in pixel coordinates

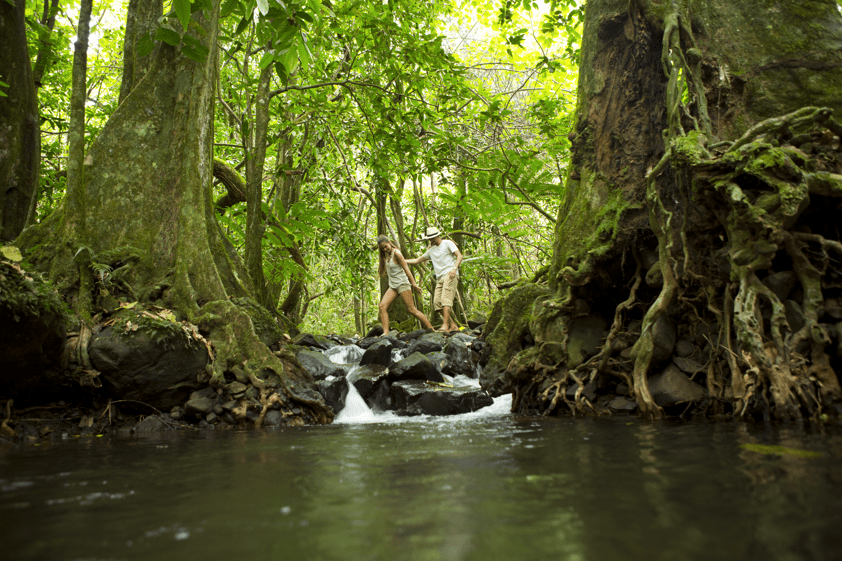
[334,366,383,425]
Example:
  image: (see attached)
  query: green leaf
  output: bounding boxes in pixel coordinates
[156,26,182,46]
[1,246,22,262]
[220,0,239,18]
[256,0,268,16]
[137,30,156,57]
[258,51,274,70]
[278,44,298,75]
[181,43,210,62]
[173,0,192,32]
[235,13,252,35]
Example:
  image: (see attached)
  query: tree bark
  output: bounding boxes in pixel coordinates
[117,0,162,104]
[1,0,40,241]
[483,0,842,421]
[32,0,60,88]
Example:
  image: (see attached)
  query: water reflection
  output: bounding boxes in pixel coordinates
[1,418,841,560]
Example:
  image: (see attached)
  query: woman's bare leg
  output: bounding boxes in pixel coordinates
[399,289,433,330]
[378,288,399,335]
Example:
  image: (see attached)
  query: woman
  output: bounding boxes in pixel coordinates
[376,235,433,335]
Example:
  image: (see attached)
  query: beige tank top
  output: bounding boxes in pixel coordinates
[386,250,410,288]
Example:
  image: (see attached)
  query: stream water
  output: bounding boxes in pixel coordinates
[2,347,842,560]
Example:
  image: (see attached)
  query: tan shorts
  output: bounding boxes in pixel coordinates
[390,283,411,295]
[433,274,458,311]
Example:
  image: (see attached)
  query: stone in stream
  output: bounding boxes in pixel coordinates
[366,325,384,338]
[609,397,637,412]
[650,314,676,365]
[292,333,336,351]
[133,415,170,432]
[351,364,390,401]
[426,351,447,372]
[317,376,350,414]
[387,352,445,383]
[360,340,394,367]
[399,328,434,342]
[89,323,210,411]
[184,396,216,418]
[263,410,282,427]
[674,339,695,358]
[566,380,598,401]
[296,348,345,381]
[406,332,447,355]
[566,315,607,368]
[648,364,707,406]
[442,337,474,377]
[355,336,381,349]
[467,313,487,329]
[388,381,493,416]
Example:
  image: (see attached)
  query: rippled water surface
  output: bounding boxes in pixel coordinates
[3,406,842,561]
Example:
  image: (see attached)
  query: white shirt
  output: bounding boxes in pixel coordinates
[424,240,459,279]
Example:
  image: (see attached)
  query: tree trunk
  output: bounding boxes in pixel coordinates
[18,0,331,422]
[483,0,842,421]
[1,0,40,241]
[32,0,60,88]
[117,0,162,104]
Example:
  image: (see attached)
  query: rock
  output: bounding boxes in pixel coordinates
[133,415,169,432]
[467,313,487,329]
[674,339,694,358]
[398,328,433,342]
[190,387,216,400]
[651,314,676,365]
[351,364,390,400]
[388,352,445,383]
[785,300,806,332]
[360,340,394,367]
[616,383,630,396]
[825,297,842,320]
[296,348,345,381]
[609,397,637,412]
[672,356,705,375]
[323,344,364,365]
[184,396,215,418]
[762,271,797,301]
[292,333,336,351]
[366,325,384,338]
[224,381,248,397]
[264,410,282,427]
[388,381,493,416]
[90,322,210,411]
[443,338,473,377]
[645,261,664,287]
[316,376,350,414]
[566,381,598,401]
[206,412,218,423]
[406,332,447,355]
[356,336,381,349]
[426,351,447,371]
[449,332,475,345]
[566,315,607,368]
[648,364,707,406]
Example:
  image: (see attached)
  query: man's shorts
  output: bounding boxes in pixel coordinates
[433,273,458,311]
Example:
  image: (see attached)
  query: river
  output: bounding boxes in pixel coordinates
[2,395,842,561]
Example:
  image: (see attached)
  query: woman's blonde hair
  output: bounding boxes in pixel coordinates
[376,235,395,278]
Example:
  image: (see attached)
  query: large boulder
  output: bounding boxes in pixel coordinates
[388,381,493,416]
[566,315,607,368]
[406,332,447,355]
[296,348,345,381]
[399,328,434,342]
[0,261,67,403]
[387,352,445,383]
[90,320,210,411]
[360,340,394,367]
[442,337,473,377]
[317,376,349,414]
[650,314,676,365]
[292,333,336,351]
[648,364,707,406]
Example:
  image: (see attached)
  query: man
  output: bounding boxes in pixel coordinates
[406,226,463,332]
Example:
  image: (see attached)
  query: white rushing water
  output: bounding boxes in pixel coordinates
[328,346,512,425]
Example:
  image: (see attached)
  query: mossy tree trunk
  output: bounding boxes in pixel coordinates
[117,0,162,104]
[18,0,331,422]
[1,0,40,242]
[484,0,842,421]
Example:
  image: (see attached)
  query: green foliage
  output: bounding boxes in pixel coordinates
[0,260,70,322]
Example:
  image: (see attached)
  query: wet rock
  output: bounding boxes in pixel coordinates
[292,333,336,351]
[398,328,434,342]
[785,300,806,332]
[316,376,349,414]
[648,364,706,406]
[672,356,705,375]
[566,315,607,368]
[90,324,210,411]
[379,335,407,349]
[651,314,676,365]
[190,387,216,400]
[406,332,447,354]
[351,364,390,400]
[467,314,487,330]
[133,415,169,433]
[206,412,218,423]
[388,381,493,416]
[225,381,248,397]
[366,325,384,338]
[426,351,447,371]
[296,348,345,381]
[184,396,215,418]
[264,410,282,427]
[322,344,364,365]
[449,332,475,345]
[356,336,381,349]
[566,381,598,401]
[360,340,394,367]
[763,271,797,301]
[443,338,473,377]
[609,397,637,412]
[388,352,445,383]
[674,339,694,358]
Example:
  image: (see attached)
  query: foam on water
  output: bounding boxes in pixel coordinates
[323,344,364,365]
